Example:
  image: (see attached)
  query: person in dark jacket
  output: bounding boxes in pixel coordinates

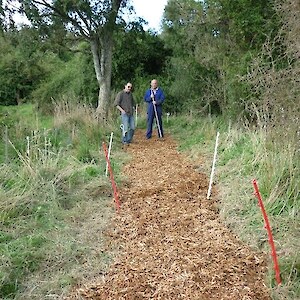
[114,82,135,144]
[144,79,165,139]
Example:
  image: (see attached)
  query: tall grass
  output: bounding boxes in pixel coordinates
[166,115,300,300]
[0,101,125,299]
[1,103,298,298]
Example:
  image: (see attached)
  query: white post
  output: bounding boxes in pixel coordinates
[5,126,8,163]
[44,128,48,162]
[135,104,138,126]
[105,132,114,176]
[26,136,30,157]
[207,131,220,199]
[167,112,170,123]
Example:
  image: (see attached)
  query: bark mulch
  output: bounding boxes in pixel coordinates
[67,129,271,300]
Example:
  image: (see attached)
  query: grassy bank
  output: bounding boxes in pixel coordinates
[165,115,299,300]
[1,104,299,299]
[0,103,127,299]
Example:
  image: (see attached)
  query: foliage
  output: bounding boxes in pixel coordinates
[32,45,98,113]
[161,0,282,118]
[0,102,125,298]
[240,1,300,128]
[0,27,45,105]
[2,0,133,118]
[112,24,172,89]
[161,0,222,114]
[218,0,280,50]
[0,11,171,113]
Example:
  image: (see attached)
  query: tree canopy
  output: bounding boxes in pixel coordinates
[0,0,298,124]
[9,0,130,119]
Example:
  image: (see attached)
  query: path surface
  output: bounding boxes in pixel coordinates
[68,129,270,299]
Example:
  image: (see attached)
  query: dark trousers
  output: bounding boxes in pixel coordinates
[146,105,163,138]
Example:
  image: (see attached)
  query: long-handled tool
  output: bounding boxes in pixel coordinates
[151,91,163,138]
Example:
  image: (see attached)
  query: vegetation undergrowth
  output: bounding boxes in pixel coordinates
[1,102,299,299]
[165,114,300,300]
[0,102,127,299]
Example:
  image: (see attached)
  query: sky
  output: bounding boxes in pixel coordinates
[5,0,169,32]
[131,0,168,32]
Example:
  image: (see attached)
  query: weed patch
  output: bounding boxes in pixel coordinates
[0,102,124,299]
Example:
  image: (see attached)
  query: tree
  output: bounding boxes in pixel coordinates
[161,0,281,117]
[10,0,129,120]
[112,24,171,89]
[0,27,45,105]
[161,0,221,113]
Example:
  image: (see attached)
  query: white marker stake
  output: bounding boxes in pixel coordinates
[207,131,220,199]
[26,136,30,156]
[105,132,114,177]
[167,112,170,123]
[135,104,138,126]
[5,126,8,163]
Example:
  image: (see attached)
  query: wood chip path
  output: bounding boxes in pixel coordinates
[67,129,270,299]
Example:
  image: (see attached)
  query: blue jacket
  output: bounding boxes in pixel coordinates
[144,88,165,113]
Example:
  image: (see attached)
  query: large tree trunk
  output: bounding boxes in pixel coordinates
[90,0,123,122]
[90,32,113,122]
[17,0,125,120]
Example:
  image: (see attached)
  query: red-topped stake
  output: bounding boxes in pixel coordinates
[252,179,281,285]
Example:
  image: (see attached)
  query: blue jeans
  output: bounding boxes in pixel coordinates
[121,113,135,144]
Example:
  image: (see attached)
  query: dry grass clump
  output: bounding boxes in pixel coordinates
[15,196,115,300]
[1,148,116,299]
[53,99,98,129]
[244,0,300,131]
[1,102,121,299]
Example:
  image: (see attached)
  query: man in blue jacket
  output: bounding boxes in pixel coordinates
[144,79,165,139]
